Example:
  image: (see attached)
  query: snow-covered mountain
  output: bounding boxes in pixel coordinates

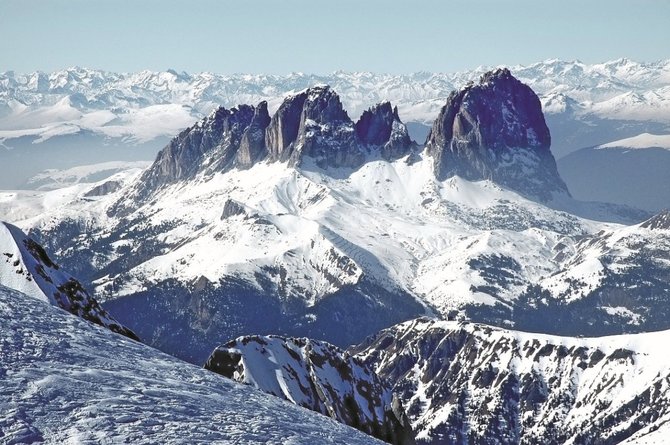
[558,132,670,211]
[10,71,669,368]
[352,317,670,444]
[0,284,385,444]
[206,335,415,444]
[0,220,136,339]
[1,58,669,188]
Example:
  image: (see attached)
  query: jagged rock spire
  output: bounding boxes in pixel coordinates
[265,85,362,168]
[356,101,415,160]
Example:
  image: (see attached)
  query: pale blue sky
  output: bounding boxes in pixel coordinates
[1,0,668,74]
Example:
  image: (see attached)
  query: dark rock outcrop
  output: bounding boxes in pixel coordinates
[237,101,271,168]
[355,102,415,160]
[265,85,363,169]
[206,335,415,445]
[426,68,569,201]
[84,180,122,197]
[220,199,246,220]
[138,104,257,193]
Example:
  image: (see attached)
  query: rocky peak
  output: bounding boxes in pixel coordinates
[265,90,310,160]
[205,334,415,445]
[302,85,351,123]
[355,102,415,160]
[265,86,362,169]
[426,68,569,201]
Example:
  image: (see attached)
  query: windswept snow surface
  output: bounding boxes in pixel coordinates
[0,285,384,445]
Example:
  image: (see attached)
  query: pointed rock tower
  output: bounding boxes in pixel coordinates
[426,68,569,201]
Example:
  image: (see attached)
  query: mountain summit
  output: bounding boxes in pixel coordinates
[426,68,569,201]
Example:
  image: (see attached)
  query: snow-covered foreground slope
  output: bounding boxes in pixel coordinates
[352,317,670,445]
[206,335,415,444]
[0,220,136,339]
[0,284,385,445]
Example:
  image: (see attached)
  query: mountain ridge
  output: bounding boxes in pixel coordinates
[352,317,670,444]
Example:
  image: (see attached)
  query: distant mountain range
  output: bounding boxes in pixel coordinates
[2,58,669,211]
[1,58,669,151]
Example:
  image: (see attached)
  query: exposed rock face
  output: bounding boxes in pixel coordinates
[426,68,569,201]
[265,86,363,169]
[355,102,415,160]
[237,101,271,168]
[352,317,670,445]
[265,91,309,160]
[220,199,246,220]
[84,180,122,197]
[205,335,415,445]
[0,221,137,340]
[132,86,417,204]
[138,104,257,193]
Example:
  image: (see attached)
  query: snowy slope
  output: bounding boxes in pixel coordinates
[0,221,136,339]
[206,335,414,444]
[353,317,670,445]
[0,284,384,445]
[14,148,661,362]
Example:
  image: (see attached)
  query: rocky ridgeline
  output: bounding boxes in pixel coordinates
[134,85,415,200]
[352,317,670,445]
[205,335,415,445]
[0,222,137,340]
[129,69,568,205]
